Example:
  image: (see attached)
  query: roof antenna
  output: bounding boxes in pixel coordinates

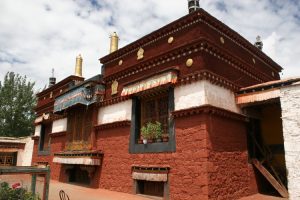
[254,35,263,50]
[49,68,56,87]
[188,0,200,13]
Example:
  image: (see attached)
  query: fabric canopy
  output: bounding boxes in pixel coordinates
[54,84,104,113]
[121,71,177,96]
[53,157,101,165]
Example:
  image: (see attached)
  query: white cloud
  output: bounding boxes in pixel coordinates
[0,0,299,91]
[263,32,280,61]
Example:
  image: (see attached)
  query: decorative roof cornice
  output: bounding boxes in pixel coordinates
[97,96,130,107]
[104,38,272,85]
[172,104,248,122]
[100,9,282,72]
[37,75,84,97]
[94,120,131,131]
[177,70,240,91]
[34,100,54,112]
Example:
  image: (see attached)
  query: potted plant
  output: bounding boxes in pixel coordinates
[154,121,163,142]
[140,121,163,144]
[137,138,143,144]
[140,125,149,144]
[147,122,156,143]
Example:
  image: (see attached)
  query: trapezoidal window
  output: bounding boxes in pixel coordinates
[39,122,52,154]
[129,87,175,153]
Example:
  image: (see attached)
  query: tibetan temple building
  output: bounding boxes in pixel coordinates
[31,2,300,200]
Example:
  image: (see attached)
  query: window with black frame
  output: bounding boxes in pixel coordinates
[38,123,52,155]
[129,87,175,153]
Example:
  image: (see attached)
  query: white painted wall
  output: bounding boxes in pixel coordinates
[174,80,240,113]
[98,100,132,124]
[16,137,34,166]
[34,125,41,136]
[52,118,67,133]
[280,82,300,200]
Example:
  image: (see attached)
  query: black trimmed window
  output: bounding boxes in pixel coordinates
[38,123,52,155]
[129,87,175,153]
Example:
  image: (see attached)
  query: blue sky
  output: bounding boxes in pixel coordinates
[0,0,299,90]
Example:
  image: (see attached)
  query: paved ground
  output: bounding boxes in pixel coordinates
[49,180,286,200]
[49,180,153,200]
[0,175,287,200]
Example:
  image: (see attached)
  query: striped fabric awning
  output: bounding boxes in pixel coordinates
[53,157,101,165]
[121,71,177,96]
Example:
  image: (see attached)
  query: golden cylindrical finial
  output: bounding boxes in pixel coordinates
[75,54,82,77]
[110,32,119,53]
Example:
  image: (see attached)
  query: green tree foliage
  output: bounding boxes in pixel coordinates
[0,72,36,137]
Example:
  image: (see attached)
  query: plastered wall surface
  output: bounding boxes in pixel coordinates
[14,137,34,166]
[98,80,240,124]
[174,80,241,113]
[98,100,132,124]
[52,118,67,133]
[34,125,41,136]
[280,83,300,200]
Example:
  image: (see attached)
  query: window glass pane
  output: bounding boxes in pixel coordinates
[140,90,169,139]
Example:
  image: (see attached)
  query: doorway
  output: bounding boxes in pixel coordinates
[68,165,91,185]
[245,103,288,197]
[137,180,164,197]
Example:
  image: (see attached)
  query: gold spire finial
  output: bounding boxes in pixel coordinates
[110,32,119,53]
[75,54,82,77]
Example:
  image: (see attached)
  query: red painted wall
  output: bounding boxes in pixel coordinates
[31,135,66,181]
[95,113,256,200]
[96,115,209,200]
[206,115,257,199]
[31,113,257,200]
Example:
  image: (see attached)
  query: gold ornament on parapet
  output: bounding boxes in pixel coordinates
[137,48,144,60]
[111,80,118,95]
[168,37,174,44]
[220,37,225,44]
[118,60,123,65]
[186,58,193,67]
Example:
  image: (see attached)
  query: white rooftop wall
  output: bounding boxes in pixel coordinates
[174,80,241,113]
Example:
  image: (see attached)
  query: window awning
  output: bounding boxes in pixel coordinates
[121,71,177,96]
[34,113,50,124]
[53,157,101,165]
[53,151,103,166]
[54,84,104,113]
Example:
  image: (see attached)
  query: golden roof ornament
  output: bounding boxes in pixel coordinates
[75,54,83,77]
[111,80,118,95]
[110,32,119,53]
[137,48,144,60]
